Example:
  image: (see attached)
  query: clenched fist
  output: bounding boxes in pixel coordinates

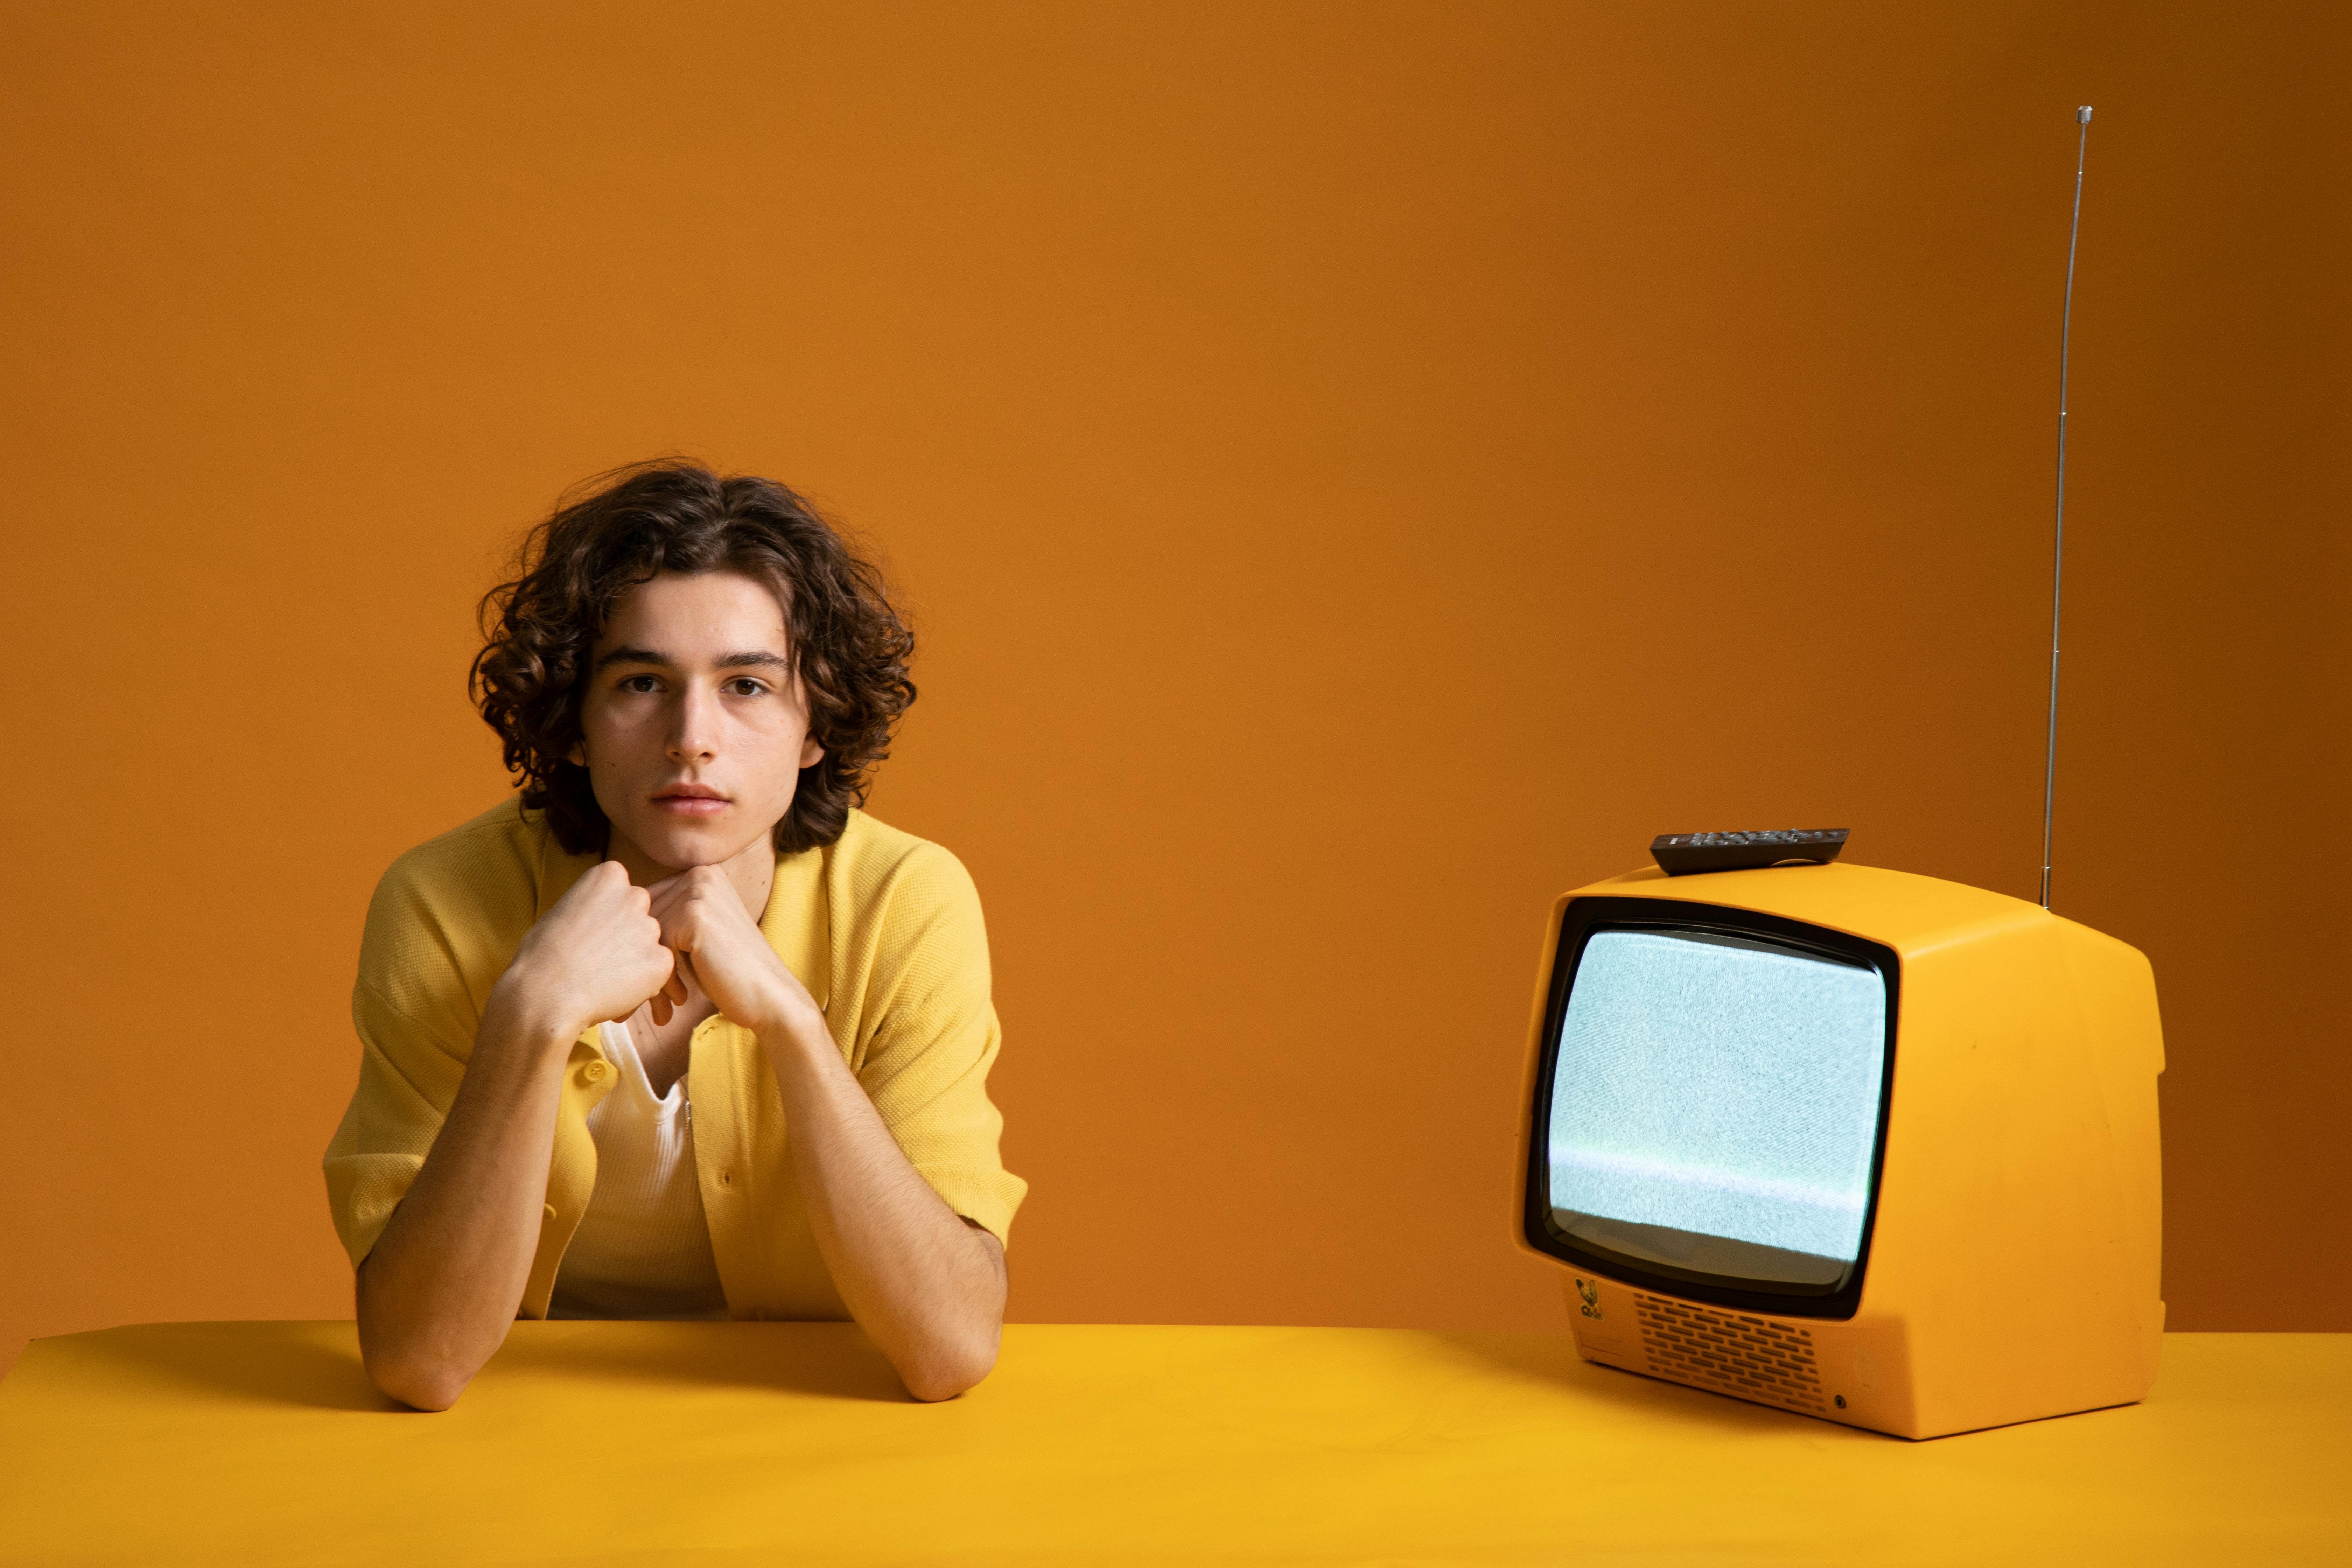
[646,864,821,1039]
[495,860,685,1044]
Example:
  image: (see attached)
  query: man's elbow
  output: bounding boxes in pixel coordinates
[365,1350,474,1412]
[902,1329,1001,1403]
[357,1311,479,1411]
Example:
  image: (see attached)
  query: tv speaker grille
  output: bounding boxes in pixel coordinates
[1634,1294,1828,1414]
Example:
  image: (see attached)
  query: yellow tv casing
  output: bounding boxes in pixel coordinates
[1514,861,2163,1440]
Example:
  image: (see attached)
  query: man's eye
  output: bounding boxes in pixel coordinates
[726,679,766,697]
[621,675,661,694]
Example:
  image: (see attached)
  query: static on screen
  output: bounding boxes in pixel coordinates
[1548,928,1886,1278]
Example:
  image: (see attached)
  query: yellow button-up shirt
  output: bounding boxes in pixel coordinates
[322,798,1026,1320]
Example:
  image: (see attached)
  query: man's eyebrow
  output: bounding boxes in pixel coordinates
[592,646,793,673]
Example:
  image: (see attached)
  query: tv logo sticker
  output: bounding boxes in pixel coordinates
[1575,1278,1603,1320]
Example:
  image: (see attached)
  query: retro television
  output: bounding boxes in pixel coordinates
[1513,832,2164,1440]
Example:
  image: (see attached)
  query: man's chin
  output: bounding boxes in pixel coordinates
[619,819,775,874]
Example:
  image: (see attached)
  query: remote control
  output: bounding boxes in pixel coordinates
[1650,829,1850,876]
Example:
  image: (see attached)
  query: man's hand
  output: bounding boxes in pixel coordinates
[646,865,820,1037]
[499,860,683,1041]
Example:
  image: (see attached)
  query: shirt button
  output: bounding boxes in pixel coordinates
[542,1204,557,1224]
[582,1061,609,1083]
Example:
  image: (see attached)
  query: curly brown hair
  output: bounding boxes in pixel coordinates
[470,460,916,857]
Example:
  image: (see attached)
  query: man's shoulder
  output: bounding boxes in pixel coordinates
[829,808,979,904]
[820,812,992,1003]
[361,799,563,988]
[824,811,992,955]
[380,797,548,901]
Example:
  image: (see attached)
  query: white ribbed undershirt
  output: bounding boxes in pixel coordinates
[547,1020,730,1321]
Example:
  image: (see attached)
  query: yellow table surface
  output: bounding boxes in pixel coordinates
[0,1323,2343,1566]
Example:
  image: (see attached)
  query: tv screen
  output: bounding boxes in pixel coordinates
[1530,905,1897,1313]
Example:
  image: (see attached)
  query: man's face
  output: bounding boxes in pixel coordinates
[573,568,822,875]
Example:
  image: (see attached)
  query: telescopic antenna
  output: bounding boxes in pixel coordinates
[2040,105,2093,911]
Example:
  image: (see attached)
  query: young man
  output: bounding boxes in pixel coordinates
[323,462,1023,1410]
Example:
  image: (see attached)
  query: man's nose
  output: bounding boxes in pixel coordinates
[667,683,721,762]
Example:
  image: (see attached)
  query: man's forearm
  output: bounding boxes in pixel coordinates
[356,989,575,1410]
[764,1020,1008,1401]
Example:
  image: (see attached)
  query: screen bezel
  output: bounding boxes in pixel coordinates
[1521,894,1901,1321]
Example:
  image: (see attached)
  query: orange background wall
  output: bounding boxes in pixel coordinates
[2,2,2344,1375]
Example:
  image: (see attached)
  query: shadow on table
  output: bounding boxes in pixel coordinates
[86,1321,907,1412]
[1429,1329,1896,1442]
[91,1322,400,1413]
[495,1321,912,1403]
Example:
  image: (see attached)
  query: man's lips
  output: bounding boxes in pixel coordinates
[652,785,730,817]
